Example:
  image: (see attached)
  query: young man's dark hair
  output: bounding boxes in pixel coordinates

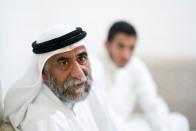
[107,21,137,42]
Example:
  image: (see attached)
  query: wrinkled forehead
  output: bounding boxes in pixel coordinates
[38,42,87,72]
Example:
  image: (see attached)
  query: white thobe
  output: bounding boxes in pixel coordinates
[95,51,189,131]
[18,83,117,131]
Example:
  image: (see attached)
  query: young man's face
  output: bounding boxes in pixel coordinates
[42,45,92,103]
[106,33,136,67]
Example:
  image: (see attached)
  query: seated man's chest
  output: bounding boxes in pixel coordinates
[104,69,138,113]
[20,89,99,131]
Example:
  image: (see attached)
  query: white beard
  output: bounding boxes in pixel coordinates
[45,74,92,103]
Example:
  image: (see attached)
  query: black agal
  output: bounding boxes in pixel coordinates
[32,27,86,54]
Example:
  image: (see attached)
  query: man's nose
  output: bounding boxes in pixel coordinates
[70,61,85,80]
[123,49,131,59]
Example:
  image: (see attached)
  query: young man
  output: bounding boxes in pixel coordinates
[96,21,189,131]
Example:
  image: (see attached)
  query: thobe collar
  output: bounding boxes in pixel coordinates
[64,102,75,111]
[63,102,76,115]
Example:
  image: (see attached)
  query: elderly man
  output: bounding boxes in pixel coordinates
[96,21,190,131]
[3,25,117,131]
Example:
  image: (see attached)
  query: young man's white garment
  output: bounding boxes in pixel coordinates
[96,50,189,131]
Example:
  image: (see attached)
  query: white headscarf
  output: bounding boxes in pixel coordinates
[3,25,87,129]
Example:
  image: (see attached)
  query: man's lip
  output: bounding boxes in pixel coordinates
[70,82,85,89]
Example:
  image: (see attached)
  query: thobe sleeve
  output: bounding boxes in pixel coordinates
[134,58,172,131]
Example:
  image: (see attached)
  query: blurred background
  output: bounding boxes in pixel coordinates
[0,0,195,129]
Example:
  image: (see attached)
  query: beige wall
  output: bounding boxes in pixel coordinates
[143,58,196,129]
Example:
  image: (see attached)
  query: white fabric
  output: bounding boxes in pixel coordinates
[3,25,86,129]
[121,113,189,131]
[18,80,118,131]
[20,84,100,131]
[95,50,190,131]
[89,56,118,131]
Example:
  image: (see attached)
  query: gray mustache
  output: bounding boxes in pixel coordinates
[63,76,88,90]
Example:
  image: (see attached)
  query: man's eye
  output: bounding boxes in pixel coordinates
[117,43,125,49]
[130,46,135,51]
[59,59,69,66]
[60,61,68,65]
[78,55,88,64]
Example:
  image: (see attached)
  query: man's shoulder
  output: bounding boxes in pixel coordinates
[129,56,145,66]
[20,87,72,131]
[127,56,149,72]
[20,103,71,131]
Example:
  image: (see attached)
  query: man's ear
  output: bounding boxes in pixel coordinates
[42,70,48,81]
[105,40,110,49]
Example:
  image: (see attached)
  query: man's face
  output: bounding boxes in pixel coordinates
[106,33,136,67]
[42,45,92,103]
